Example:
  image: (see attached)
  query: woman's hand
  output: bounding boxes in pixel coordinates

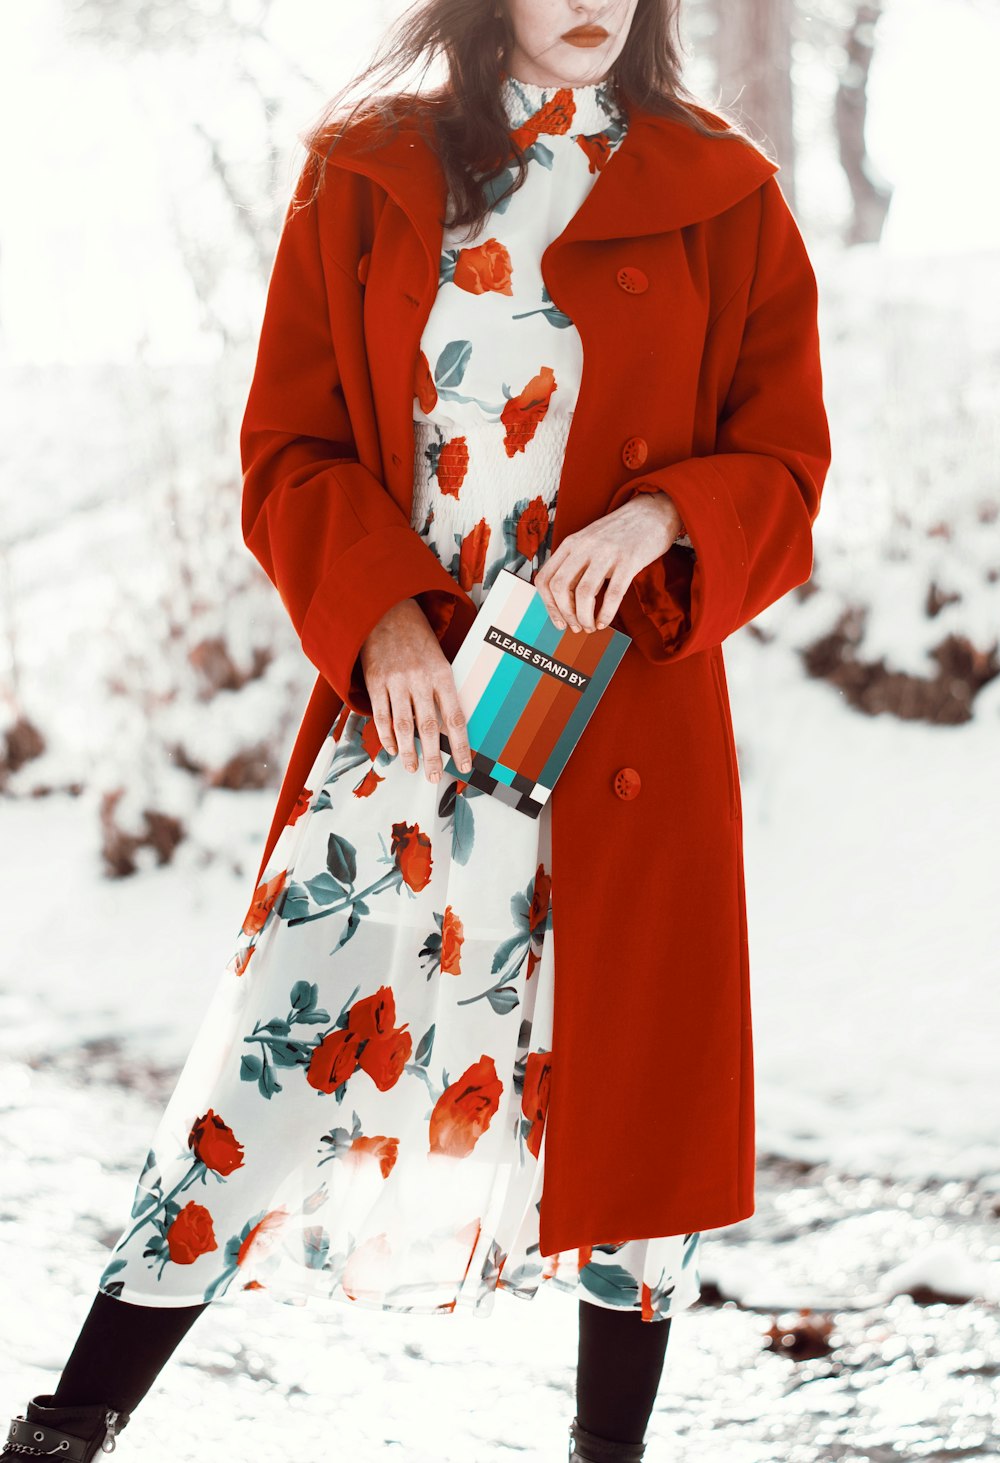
[533,492,686,632]
[360,598,475,783]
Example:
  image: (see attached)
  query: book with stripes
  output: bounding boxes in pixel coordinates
[438,567,631,818]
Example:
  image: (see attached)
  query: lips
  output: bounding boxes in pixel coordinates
[563,26,609,39]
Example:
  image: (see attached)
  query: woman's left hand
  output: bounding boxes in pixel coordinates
[532,492,686,632]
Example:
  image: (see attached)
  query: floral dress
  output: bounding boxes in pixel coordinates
[97,74,702,1324]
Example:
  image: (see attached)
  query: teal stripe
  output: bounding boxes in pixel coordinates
[468,595,557,757]
[479,599,571,762]
[492,763,516,785]
[539,637,630,788]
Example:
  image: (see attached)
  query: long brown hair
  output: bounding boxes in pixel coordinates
[297,0,758,240]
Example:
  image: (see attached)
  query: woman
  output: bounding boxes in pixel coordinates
[3,0,831,1459]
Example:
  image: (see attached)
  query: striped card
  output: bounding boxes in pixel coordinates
[438,567,631,818]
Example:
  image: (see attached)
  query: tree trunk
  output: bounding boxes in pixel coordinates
[712,0,796,213]
[835,2,893,244]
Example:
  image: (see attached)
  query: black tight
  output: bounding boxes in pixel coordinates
[52,1289,671,1444]
[52,1292,209,1416]
[576,1299,672,1444]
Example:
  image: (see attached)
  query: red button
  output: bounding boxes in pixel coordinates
[621,436,648,469]
[617,266,649,294]
[357,252,371,286]
[613,767,641,800]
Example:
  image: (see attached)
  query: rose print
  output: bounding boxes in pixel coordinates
[509,89,575,152]
[307,1028,364,1096]
[459,519,491,590]
[414,350,437,413]
[286,787,312,827]
[202,1208,291,1302]
[576,132,614,173]
[501,367,557,456]
[515,496,551,561]
[349,1135,400,1179]
[453,239,514,296]
[529,864,551,932]
[441,906,464,974]
[391,821,433,892]
[428,1055,503,1158]
[359,1028,413,1091]
[341,1232,392,1302]
[360,717,383,762]
[432,434,469,498]
[166,1201,218,1265]
[354,766,384,798]
[241,869,288,937]
[520,1051,552,1160]
[188,1109,246,1177]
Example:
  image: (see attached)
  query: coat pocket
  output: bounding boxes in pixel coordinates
[710,648,740,822]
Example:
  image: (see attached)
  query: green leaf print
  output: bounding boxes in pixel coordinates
[327,833,357,885]
[579,1262,641,1306]
[486,987,520,1015]
[414,1024,435,1067]
[303,1226,331,1270]
[290,981,319,1011]
[240,1053,263,1081]
[305,871,347,905]
[436,339,472,390]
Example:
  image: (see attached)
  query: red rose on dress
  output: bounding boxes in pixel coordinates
[516,496,550,561]
[348,986,397,1040]
[187,1110,245,1177]
[458,519,491,591]
[391,821,433,892]
[414,350,437,414]
[286,786,312,827]
[641,1282,655,1321]
[453,239,514,296]
[307,1029,363,1094]
[359,1028,413,1091]
[520,1051,552,1161]
[501,367,557,456]
[429,1055,504,1158]
[576,132,614,173]
[347,1135,399,1179]
[529,864,551,931]
[441,905,465,975]
[166,1202,217,1265]
[361,717,383,762]
[241,869,287,936]
[354,766,384,798]
[233,944,255,977]
[577,1244,593,1270]
[509,90,575,151]
[236,1208,289,1268]
[436,435,469,498]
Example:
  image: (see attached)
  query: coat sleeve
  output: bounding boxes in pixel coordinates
[239,154,478,716]
[604,174,831,662]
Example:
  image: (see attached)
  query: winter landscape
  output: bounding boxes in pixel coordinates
[2,1,999,1460]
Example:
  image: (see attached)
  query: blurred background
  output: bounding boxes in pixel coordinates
[2,1,998,1459]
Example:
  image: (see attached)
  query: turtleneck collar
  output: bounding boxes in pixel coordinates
[498,69,627,137]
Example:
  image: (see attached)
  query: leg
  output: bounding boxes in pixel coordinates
[574,1297,672,1450]
[52,1290,209,1414]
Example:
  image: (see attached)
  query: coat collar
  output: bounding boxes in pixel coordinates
[323,97,779,265]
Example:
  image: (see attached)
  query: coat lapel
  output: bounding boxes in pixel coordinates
[324,99,779,264]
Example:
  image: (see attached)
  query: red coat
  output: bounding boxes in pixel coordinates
[239,98,831,1256]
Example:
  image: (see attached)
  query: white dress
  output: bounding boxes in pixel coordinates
[97,73,702,1324]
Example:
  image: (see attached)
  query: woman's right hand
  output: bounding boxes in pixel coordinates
[359,598,475,784]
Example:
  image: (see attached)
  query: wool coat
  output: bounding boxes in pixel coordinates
[238,93,831,1258]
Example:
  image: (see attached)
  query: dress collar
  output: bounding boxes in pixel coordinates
[498,70,627,138]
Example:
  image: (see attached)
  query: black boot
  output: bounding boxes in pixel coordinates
[567,1415,647,1462]
[3,1394,130,1459]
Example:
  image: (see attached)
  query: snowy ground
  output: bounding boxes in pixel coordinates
[3,629,1000,1461]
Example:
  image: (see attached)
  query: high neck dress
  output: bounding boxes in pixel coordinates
[96,74,702,1325]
